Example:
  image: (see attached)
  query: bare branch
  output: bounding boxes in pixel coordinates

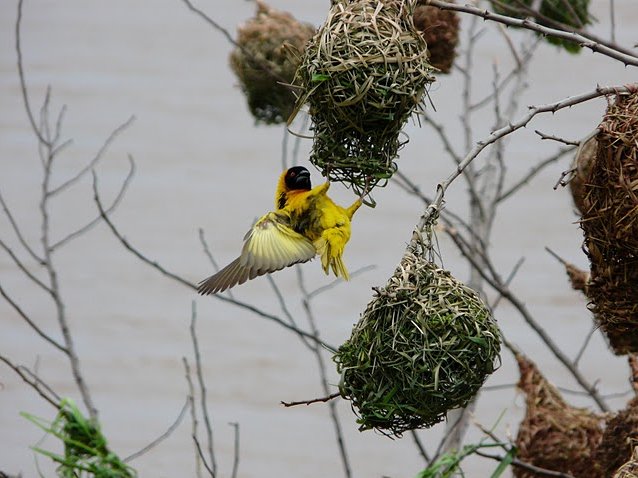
[281,393,341,407]
[0,354,60,409]
[15,0,49,146]
[410,430,431,465]
[0,282,66,353]
[190,302,217,477]
[425,0,638,66]
[124,398,190,462]
[534,130,580,146]
[0,239,52,296]
[498,145,575,202]
[49,116,135,196]
[183,357,203,478]
[229,422,240,478]
[475,450,575,477]
[51,155,135,251]
[0,188,44,264]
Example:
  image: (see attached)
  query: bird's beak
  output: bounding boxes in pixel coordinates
[294,170,311,190]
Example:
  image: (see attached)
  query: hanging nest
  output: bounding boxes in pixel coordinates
[514,354,605,478]
[413,0,459,74]
[229,1,315,124]
[595,397,638,476]
[580,91,638,355]
[569,134,597,215]
[292,0,434,195]
[614,448,638,478]
[489,0,593,53]
[333,250,501,436]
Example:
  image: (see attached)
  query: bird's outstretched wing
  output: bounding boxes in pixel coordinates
[197,212,316,295]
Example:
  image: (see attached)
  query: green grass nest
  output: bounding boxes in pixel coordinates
[292,0,434,195]
[334,253,501,436]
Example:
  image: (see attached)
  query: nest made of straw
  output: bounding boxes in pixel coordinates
[514,354,605,478]
[333,252,501,436]
[614,448,638,478]
[413,1,459,74]
[293,0,434,195]
[581,92,638,355]
[594,395,638,477]
[229,1,315,124]
[489,0,593,53]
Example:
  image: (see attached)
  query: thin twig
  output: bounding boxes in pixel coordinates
[190,302,217,478]
[281,393,341,407]
[0,355,60,409]
[51,155,136,251]
[475,450,575,477]
[410,430,431,465]
[49,116,135,196]
[534,130,580,146]
[229,422,240,478]
[0,282,66,353]
[498,145,576,202]
[183,357,202,478]
[0,188,44,264]
[425,0,638,66]
[124,398,190,462]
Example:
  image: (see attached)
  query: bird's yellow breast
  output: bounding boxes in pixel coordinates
[282,184,350,242]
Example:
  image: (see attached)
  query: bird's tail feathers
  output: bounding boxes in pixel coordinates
[314,237,349,281]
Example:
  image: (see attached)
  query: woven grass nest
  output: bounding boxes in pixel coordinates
[514,354,605,478]
[490,0,592,53]
[229,1,315,124]
[292,0,434,195]
[414,0,459,74]
[581,92,638,355]
[613,448,638,478]
[333,251,501,436]
[594,394,638,477]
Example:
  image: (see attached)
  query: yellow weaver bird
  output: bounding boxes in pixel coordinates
[197,166,362,295]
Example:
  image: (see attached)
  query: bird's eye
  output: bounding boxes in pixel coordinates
[289,171,296,177]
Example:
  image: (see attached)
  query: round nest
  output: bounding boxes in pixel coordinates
[489,0,593,53]
[581,92,638,355]
[514,354,605,478]
[594,395,638,477]
[333,252,501,436]
[613,448,638,478]
[413,1,459,74]
[569,135,597,215]
[293,0,434,195]
[229,1,315,124]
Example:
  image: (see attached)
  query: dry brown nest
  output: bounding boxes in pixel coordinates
[514,354,605,478]
[229,1,315,124]
[595,394,638,477]
[413,1,459,74]
[580,91,638,355]
[614,448,638,478]
[292,0,434,195]
[333,250,501,436]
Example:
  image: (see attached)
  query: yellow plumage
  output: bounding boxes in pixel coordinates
[197,166,361,295]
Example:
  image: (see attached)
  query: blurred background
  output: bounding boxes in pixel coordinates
[1,0,637,476]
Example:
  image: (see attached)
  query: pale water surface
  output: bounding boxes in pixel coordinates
[1,1,637,477]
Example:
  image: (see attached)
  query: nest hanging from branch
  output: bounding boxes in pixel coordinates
[413,0,459,74]
[229,1,315,125]
[514,354,605,478]
[489,0,593,53]
[334,229,501,436]
[580,92,638,355]
[292,0,434,196]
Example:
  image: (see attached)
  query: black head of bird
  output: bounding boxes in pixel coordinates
[284,166,312,191]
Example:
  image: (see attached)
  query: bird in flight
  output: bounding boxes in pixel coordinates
[197,166,362,295]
